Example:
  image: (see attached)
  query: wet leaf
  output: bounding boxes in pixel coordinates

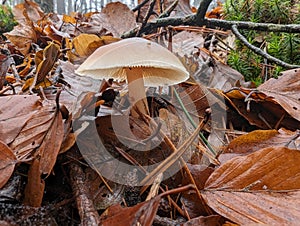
[23,158,45,207]
[258,68,300,121]
[223,128,300,155]
[224,86,300,130]
[39,110,64,175]
[182,215,224,226]
[0,141,17,189]
[203,147,300,224]
[99,197,160,226]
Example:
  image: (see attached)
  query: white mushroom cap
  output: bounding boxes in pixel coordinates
[75,37,189,86]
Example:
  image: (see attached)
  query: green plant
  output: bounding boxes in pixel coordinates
[0,5,17,35]
[224,0,300,84]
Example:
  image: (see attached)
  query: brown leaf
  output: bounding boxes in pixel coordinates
[182,215,224,226]
[99,197,160,226]
[222,128,300,155]
[258,68,300,121]
[0,141,17,189]
[0,95,42,144]
[39,111,64,175]
[4,24,37,55]
[203,147,300,224]
[13,0,44,23]
[102,2,137,37]
[203,190,300,225]
[224,86,300,130]
[23,158,45,207]
[206,147,300,190]
[8,100,64,168]
[35,42,60,83]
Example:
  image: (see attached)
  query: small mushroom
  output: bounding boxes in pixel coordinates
[75,37,189,117]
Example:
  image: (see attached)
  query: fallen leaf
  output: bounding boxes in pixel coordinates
[0,95,42,144]
[39,110,64,175]
[224,86,300,130]
[182,215,224,226]
[223,128,300,155]
[23,158,45,207]
[258,68,300,121]
[35,42,60,83]
[102,2,137,37]
[0,141,17,189]
[4,24,37,55]
[203,147,300,224]
[99,197,160,226]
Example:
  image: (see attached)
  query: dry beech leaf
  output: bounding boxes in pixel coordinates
[4,24,37,55]
[224,87,300,130]
[220,128,300,163]
[101,2,137,37]
[39,110,64,175]
[51,60,101,114]
[0,141,17,189]
[203,147,300,225]
[9,101,64,167]
[99,197,160,226]
[182,215,224,226]
[23,158,45,207]
[0,95,42,144]
[258,68,300,121]
[35,42,60,83]
[13,0,44,23]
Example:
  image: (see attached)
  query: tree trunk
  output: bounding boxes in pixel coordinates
[56,0,65,14]
[35,0,54,13]
[67,0,73,14]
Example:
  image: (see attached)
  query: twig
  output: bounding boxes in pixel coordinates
[158,0,178,19]
[231,25,300,69]
[132,0,150,12]
[195,0,212,24]
[69,162,100,225]
[136,0,157,36]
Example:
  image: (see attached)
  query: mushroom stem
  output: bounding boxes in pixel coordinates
[125,67,150,118]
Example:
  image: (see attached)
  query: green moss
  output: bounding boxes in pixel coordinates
[0,5,17,35]
[224,0,300,84]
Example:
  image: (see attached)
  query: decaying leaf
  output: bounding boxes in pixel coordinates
[101,2,137,37]
[222,128,299,156]
[99,197,160,226]
[0,95,42,144]
[224,69,300,130]
[23,158,45,207]
[258,68,300,121]
[0,141,17,189]
[203,147,300,225]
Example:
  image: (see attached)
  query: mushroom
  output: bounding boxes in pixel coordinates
[75,37,189,117]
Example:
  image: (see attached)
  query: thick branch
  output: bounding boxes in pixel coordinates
[231,25,300,69]
[121,14,300,38]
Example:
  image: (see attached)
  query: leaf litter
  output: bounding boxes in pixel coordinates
[0,0,299,225]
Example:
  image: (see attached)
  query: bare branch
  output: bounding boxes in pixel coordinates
[231,25,300,69]
[122,14,300,38]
